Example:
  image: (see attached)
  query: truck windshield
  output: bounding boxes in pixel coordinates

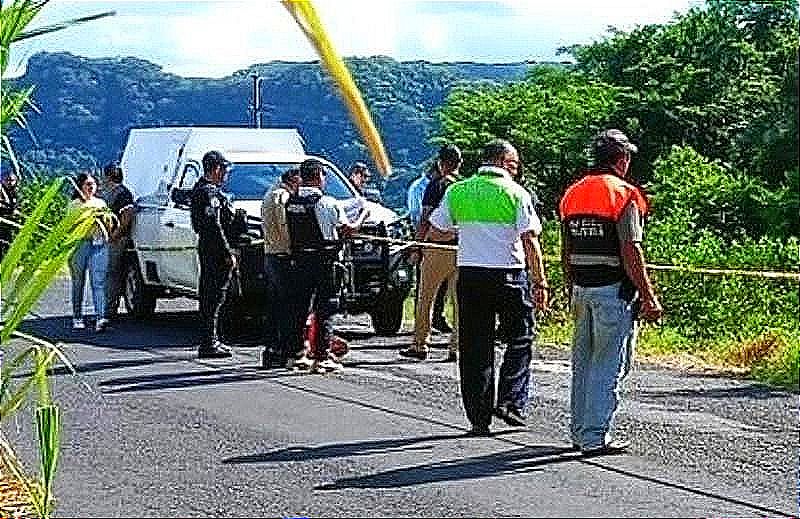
[224,162,354,200]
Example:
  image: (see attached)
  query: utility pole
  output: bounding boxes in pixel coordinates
[249,74,264,128]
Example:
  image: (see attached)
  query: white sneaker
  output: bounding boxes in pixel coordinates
[317,358,344,372]
[95,318,109,332]
[288,354,314,371]
[72,318,85,330]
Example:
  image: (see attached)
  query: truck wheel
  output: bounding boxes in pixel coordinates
[370,293,405,335]
[123,258,157,319]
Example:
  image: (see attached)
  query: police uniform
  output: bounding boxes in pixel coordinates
[285,186,348,362]
[190,173,235,356]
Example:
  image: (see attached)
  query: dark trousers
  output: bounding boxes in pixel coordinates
[105,240,126,318]
[264,254,293,361]
[198,252,233,348]
[457,267,536,428]
[288,255,338,360]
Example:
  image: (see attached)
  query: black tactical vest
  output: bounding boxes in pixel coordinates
[563,214,625,287]
[286,192,328,253]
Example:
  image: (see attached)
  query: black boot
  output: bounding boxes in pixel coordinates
[198,341,232,359]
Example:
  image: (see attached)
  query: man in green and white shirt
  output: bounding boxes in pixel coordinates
[429,139,549,436]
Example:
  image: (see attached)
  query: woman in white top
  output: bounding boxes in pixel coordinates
[69,172,115,332]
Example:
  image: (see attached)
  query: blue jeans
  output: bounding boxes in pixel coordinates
[70,240,108,320]
[570,282,636,449]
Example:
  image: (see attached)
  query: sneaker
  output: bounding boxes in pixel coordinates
[288,354,314,370]
[312,358,343,374]
[581,439,630,455]
[198,342,233,359]
[94,318,110,333]
[72,318,85,330]
[465,425,491,437]
[432,319,453,334]
[494,404,527,427]
[399,347,428,360]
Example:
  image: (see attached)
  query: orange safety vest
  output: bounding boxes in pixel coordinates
[559,172,648,287]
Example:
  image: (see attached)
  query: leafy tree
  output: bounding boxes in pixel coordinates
[647,145,793,241]
[435,66,623,211]
[565,0,798,192]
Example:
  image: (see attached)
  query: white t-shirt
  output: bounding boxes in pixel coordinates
[429,166,542,269]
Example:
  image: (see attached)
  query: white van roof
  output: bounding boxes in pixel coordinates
[121,127,306,199]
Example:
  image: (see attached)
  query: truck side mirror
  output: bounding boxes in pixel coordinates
[171,188,192,208]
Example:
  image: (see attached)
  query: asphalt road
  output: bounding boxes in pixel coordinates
[3,278,798,517]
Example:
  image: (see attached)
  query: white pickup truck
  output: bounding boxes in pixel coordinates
[120,127,413,334]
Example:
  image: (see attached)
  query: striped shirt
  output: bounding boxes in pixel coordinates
[429,166,541,269]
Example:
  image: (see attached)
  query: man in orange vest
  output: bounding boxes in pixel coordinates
[559,129,663,454]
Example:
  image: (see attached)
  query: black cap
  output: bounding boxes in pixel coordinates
[593,129,638,156]
[202,150,231,173]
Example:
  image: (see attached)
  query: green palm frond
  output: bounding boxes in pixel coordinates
[0,347,38,418]
[0,0,47,74]
[0,176,64,288]
[16,10,115,42]
[0,85,35,130]
[34,403,60,518]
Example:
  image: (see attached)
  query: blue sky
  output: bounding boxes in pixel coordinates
[8,0,702,78]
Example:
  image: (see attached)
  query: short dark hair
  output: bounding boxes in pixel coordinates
[481,139,514,164]
[281,167,301,184]
[438,144,462,168]
[349,161,369,175]
[299,158,325,182]
[592,129,637,167]
[103,161,123,183]
[202,150,230,174]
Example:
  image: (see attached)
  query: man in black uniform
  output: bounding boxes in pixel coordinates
[285,159,367,372]
[190,151,236,359]
[0,170,20,260]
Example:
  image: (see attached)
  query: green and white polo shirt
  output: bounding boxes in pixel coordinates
[429,166,542,269]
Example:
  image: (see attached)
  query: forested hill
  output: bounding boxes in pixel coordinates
[8,51,538,205]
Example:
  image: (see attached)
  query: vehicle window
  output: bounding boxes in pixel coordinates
[179,163,201,189]
[224,162,355,201]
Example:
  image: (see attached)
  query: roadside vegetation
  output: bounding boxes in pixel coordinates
[1,1,114,517]
[435,0,799,389]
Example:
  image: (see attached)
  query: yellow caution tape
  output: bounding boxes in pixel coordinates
[282,0,393,178]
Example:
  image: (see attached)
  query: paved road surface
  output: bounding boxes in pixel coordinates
[3,279,797,517]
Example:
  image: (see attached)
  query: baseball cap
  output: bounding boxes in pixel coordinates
[593,129,638,156]
[202,150,231,172]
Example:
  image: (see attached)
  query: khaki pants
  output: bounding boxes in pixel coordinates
[414,248,457,353]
